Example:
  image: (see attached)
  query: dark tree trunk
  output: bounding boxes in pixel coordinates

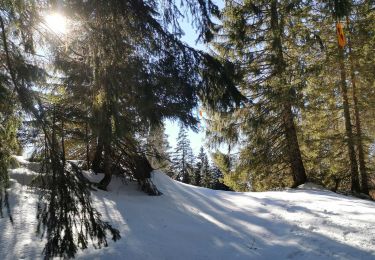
[92,134,104,173]
[347,17,369,194]
[283,101,307,187]
[61,116,66,166]
[51,106,62,175]
[98,142,112,190]
[133,154,162,195]
[98,109,112,190]
[85,120,90,170]
[270,0,307,187]
[337,45,360,193]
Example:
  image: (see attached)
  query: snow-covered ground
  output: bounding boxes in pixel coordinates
[1,159,375,259]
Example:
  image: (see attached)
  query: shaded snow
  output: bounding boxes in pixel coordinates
[11,155,42,172]
[0,181,44,259]
[297,182,327,191]
[7,168,39,186]
[1,162,375,259]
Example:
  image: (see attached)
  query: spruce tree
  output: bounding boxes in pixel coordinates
[0,0,41,221]
[354,2,375,193]
[210,166,230,190]
[296,1,350,190]
[329,0,360,193]
[194,147,206,186]
[0,2,121,258]
[294,1,375,192]
[0,113,20,222]
[146,124,172,172]
[195,146,212,187]
[344,2,375,194]
[201,153,212,188]
[173,126,194,183]
[212,151,249,191]
[49,0,242,191]
[208,0,310,190]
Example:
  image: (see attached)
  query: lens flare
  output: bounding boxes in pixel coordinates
[45,13,67,34]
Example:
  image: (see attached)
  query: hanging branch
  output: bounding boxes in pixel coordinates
[1,12,120,259]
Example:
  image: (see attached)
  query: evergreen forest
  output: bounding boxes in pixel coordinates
[0,0,375,259]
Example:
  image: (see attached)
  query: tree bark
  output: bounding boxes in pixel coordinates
[98,109,112,190]
[283,101,307,187]
[346,17,369,194]
[98,141,112,190]
[337,45,360,193]
[270,0,307,187]
[61,115,66,166]
[91,134,103,173]
[85,120,90,170]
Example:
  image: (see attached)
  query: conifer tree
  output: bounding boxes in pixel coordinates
[50,0,242,191]
[208,0,310,190]
[0,113,20,221]
[296,1,352,190]
[0,0,42,220]
[353,2,375,193]
[1,2,121,258]
[5,0,375,257]
[329,0,360,193]
[212,151,249,191]
[294,0,375,192]
[173,126,194,183]
[210,165,231,190]
[201,154,212,188]
[146,124,172,172]
[194,147,206,186]
[195,146,212,187]
[344,2,375,194]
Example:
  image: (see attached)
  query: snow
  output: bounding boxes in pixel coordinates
[0,180,45,259]
[1,159,375,259]
[12,155,30,165]
[7,168,39,186]
[297,182,327,191]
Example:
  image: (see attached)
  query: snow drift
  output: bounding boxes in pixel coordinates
[1,160,375,259]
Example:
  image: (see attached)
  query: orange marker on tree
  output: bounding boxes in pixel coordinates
[336,22,346,48]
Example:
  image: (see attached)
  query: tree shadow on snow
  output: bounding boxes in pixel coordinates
[69,173,375,259]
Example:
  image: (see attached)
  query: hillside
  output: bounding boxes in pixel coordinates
[1,158,375,259]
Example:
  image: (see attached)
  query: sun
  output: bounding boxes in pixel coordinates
[45,13,67,34]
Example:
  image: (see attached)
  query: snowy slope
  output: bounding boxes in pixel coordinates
[1,162,375,260]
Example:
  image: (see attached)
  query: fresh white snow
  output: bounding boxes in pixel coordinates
[1,159,375,259]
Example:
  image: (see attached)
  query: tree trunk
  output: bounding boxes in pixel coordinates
[337,45,360,193]
[50,106,62,175]
[133,154,161,195]
[92,134,104,173]
[283,101,307,187]
[98,110,112,190]
[98,141,112,190]
[61,116,66,166]
[346,17,369,194]
[85,120,90,170]
[270,0,307,187]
